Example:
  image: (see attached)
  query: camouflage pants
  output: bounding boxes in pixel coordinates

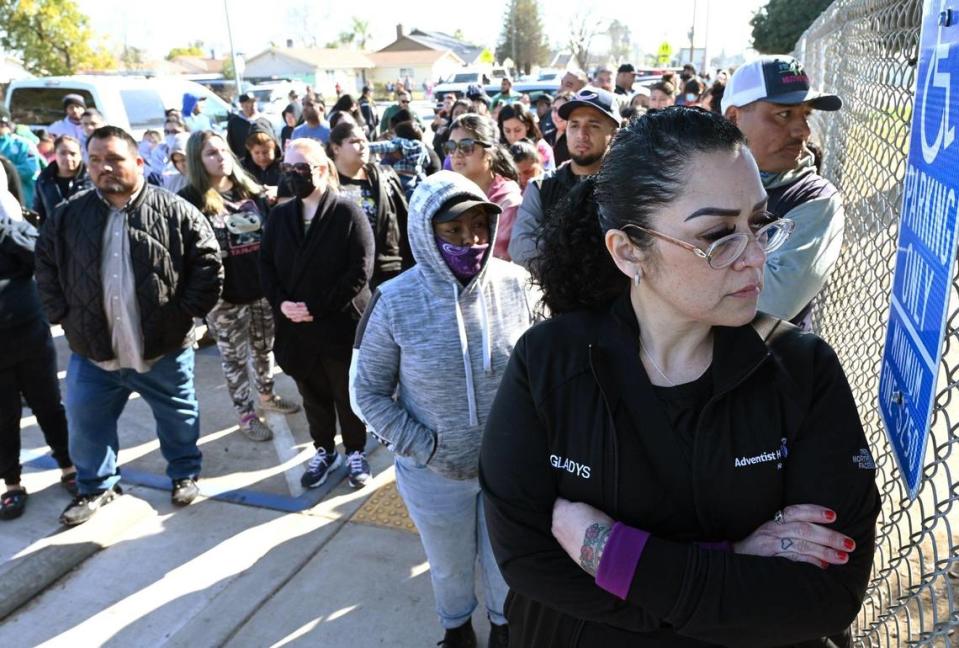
[205,297,276,419]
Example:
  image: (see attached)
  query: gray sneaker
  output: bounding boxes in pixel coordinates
[260,394,300,414]
[59,486,122,526]
[241,416,273,442]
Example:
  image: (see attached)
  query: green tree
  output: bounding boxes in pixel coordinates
[0,0,115,75]
[166,41,205,60]
[750,0,832,53]
[350,18,372,50]
[495,0,550,75]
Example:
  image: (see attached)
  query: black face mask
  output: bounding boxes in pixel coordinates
[284,172,315,199]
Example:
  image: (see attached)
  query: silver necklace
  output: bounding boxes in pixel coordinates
[639,339,676,387]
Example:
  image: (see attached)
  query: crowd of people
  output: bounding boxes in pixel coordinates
[0,53,879,648]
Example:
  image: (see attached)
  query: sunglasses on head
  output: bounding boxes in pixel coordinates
[444,138,490,156]
[279,162,316,176]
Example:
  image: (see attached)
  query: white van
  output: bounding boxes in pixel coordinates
[4,75,233,139]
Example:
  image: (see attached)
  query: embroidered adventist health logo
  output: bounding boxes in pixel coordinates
[550,454,591,479]
[734,438,789,470]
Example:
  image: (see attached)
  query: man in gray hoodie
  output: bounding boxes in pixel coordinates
[350,171,540,648]
[723,55,845,325]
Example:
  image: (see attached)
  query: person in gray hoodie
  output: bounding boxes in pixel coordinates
[350,170,540,648]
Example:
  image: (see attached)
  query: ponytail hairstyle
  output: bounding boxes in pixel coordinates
[325,121,365,161]
[535,106,748,314]
[497,102,542,144]
[185,130,262,216]
[449,113,518,182]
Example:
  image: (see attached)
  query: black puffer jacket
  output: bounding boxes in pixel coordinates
[33,162,92,225]
[35,183,223,362]
[480,293,880,648]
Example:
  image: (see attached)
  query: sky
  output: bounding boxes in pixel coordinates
[76,0,766,64]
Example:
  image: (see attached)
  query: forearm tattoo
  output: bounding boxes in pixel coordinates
[579,523,612,576]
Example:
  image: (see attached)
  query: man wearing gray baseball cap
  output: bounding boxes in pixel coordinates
[47,93,87,141]
[724,55,845,326]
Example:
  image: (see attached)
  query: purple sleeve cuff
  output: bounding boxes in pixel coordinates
[595,522,650,600]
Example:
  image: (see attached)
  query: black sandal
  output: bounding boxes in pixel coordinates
[0,489,28,520]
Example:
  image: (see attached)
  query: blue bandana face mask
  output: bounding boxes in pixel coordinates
[435,235,489,282]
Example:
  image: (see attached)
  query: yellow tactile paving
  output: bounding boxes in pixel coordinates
[350,480,418,534]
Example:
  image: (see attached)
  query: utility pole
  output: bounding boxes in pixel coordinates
[224,0,243,97]
[703,0,710,76]
[512,9,518,74]
[688,0,698,70]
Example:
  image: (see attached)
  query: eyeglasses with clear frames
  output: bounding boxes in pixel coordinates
[623,217,795,270]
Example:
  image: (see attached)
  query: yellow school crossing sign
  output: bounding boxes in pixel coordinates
[657,42,673,65]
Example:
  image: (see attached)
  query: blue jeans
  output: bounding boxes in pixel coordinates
[65,347,202,495]
[394,455,508,629]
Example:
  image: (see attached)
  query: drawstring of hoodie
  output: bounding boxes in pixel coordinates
[477,283,492,374]
[451,280,494,427]
[453,283,480,426]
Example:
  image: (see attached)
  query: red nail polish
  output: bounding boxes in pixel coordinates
[820,560,829,569]
[824,510,836,522]
[837,551,848,561]
[843,539,855,550]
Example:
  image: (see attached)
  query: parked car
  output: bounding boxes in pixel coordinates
[433,66,509,101]
[5,75,233,139]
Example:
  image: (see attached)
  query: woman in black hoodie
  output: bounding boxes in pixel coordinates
[241,122,283,189]
[327,122,412,287]
[33,135,91,224]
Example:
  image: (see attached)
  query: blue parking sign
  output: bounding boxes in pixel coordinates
[879,0,959,500]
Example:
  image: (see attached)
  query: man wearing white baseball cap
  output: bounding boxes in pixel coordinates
[723,55,844,326]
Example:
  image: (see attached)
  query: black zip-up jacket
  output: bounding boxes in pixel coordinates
[33,162,92,225]
[363,163,413,287]
[479,293,880,648]
[259,189,373,374]
[35,184,223,362]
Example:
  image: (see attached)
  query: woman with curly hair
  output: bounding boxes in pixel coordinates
[480,107,879,647]
[445,114,521,261]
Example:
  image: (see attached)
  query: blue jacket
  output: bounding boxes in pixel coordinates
[0,134,42,208]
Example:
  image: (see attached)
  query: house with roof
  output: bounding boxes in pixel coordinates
[367,49,465,93]
[378,25,488,67]
[242,47,374,97]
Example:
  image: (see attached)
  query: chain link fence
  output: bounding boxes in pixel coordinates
[794,0,959,644]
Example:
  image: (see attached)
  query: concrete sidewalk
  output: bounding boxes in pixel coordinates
[1,328,498,646]
[0,447,496,647]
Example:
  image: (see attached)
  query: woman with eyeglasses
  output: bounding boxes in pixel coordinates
[260,139,375,490]
[497,103,555,173]
[178,131,300,443]
[479,108,879,647]
[327,122,413,288]
[445,114,522,261]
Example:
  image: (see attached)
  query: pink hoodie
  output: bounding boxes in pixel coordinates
[486,174,523,261]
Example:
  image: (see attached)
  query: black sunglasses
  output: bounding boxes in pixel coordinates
[444,138,491,156]
[279,162,316,176]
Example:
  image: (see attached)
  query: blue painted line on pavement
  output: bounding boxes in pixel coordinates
[23,434,380,514]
